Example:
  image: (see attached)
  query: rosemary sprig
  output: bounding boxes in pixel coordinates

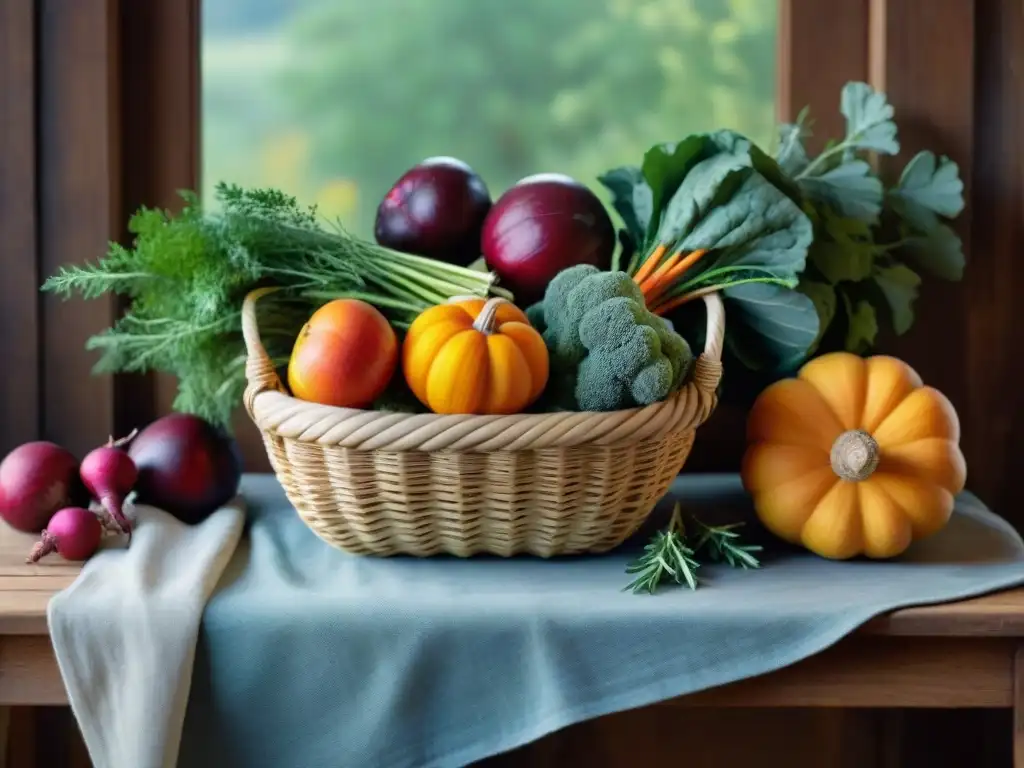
[624,503,699,594]
[691,518,763,570]
[624,502,762,595]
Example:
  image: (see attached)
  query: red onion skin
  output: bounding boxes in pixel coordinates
[0,442,86,533]
[482,173,615,305]
[80,442,138,538]
[27,506,102,563]
[375,156,492,266]
[127,414,242,525]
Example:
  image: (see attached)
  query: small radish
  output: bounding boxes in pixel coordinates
[26,507,102,564]
[80,430,139,540]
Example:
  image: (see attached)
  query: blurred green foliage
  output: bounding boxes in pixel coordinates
[202,0,777,236]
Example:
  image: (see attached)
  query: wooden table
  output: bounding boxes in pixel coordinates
[1,530,1024,765]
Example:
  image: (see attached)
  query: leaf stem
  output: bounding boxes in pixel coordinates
[795,141,853,180]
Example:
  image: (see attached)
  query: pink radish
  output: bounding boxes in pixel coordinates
[0,442,87,533]
[26,506,102,564]
[80,430,139,540]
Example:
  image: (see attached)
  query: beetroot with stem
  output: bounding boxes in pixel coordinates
[80,429,139,539]
[128,414,242,525]
[0,442,88,533]
[27,506,103,564]
[375,157,492,266]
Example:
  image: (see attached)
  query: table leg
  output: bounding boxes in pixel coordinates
[0,706,7,768]
[1015,646,1024,767]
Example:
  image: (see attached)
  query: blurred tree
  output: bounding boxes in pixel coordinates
[202,0,295,35]
[202,0,776,236]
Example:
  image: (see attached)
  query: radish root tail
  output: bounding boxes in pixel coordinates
[26,531,57,564]
[107,428,140,449]
[102,496,133,542]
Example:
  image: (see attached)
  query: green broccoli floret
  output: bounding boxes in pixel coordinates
[542,266,647,368]
[651,314,694,391]
[577,297,691,409]
[525,302,547,333]
[540,264,602,366]
[536,269,694,411]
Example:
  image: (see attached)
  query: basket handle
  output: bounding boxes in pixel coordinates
[242,287,286,413]
[690,292,725,396]
[699,292,725,363]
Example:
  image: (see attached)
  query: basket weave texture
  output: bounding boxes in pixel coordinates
[241,290,726,557]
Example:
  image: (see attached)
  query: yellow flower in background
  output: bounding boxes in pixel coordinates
[260,131,311,191]
[315,179,360,223]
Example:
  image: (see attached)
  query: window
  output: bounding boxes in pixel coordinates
[201,0,777,237]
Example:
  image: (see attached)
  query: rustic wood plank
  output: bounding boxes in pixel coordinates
[37,0,121,457]
[5,707,36,768]
[116,0,202,439]
[866,0,974,459]
[0,0,40,455]
[668,637,1013,708]
[864,589,1024,637]
[0,634,1015,717]
[865,8,979,763]
[480,708,873,768]
[777,0,869,145]
[1015,645,1024,767]
[0,637,66,706]
[967,0,1024,531]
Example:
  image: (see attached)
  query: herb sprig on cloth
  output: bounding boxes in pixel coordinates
[42,183,504,429]
[625,503,762,595]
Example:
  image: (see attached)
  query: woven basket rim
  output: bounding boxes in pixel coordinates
[241,288,726,452]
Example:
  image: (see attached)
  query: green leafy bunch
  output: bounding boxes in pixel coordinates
[600,130,818,372]
[598,82,965,374]
[778,82,965,355]
[42,183,499,429]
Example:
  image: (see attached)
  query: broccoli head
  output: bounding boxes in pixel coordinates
[540,266,644,367]
[525,302,547,333]
[536,268,694,411]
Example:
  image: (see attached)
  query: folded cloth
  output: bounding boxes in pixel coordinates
[48,500,245,768]
[177,474,1024,768]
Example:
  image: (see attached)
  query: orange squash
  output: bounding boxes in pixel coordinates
[402,297,549,415]
[741,352,966,560]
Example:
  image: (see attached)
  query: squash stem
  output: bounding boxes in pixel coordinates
[830,429,880,481]
[472,297,508,335]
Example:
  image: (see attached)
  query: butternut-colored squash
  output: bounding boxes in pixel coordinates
[741,352,966,560]
[402,297,549,415]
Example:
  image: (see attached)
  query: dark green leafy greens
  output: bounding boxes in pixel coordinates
[599,81,967,367]
[781,82,965,353]
[599,130,818,372]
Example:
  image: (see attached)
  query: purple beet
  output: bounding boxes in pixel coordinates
[127,414,242,525]
[374,156,492,266]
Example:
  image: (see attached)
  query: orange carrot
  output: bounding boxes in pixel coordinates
[644,249,708,306]
[638,251,683,298]
[632,244,667,286]
[650,285,716,316]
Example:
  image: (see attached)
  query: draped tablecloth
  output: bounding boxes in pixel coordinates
[167,473,1024,768]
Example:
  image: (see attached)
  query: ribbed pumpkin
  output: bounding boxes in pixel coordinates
[741,352,966,560]
[402,297,549,415]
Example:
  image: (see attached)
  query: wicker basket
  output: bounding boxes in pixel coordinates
[241,289,725,558]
